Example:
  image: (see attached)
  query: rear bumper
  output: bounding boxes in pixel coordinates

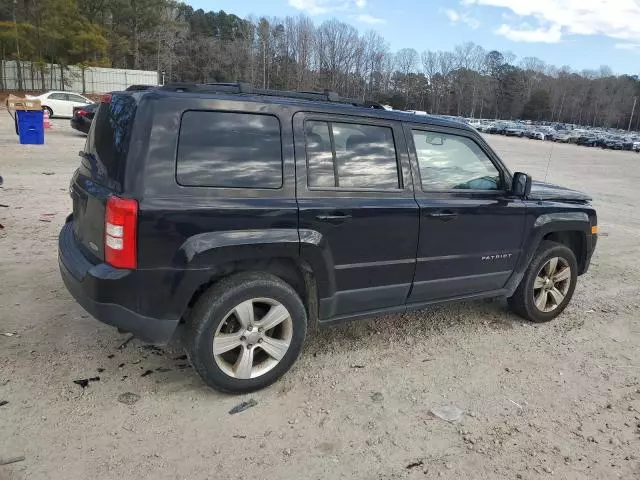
[70,117,90,134]
[58,221,180,344]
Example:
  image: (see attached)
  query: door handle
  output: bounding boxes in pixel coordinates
[316,213,352,223]
[427,211,458,221]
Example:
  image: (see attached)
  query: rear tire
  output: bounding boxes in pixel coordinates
[508,241,578,323]
[183,272,307,393]
[43,106,53,118]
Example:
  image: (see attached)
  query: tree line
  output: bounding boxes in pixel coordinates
[2,0,640,129]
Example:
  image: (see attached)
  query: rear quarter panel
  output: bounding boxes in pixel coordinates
[128,95,301,316]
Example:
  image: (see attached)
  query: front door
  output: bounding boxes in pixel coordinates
[294,112,419,320]
[405,125,526,304]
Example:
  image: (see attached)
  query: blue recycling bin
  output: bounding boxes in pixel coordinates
[16,110,44,145]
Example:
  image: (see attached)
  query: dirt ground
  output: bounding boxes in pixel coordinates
[1,113,639,480]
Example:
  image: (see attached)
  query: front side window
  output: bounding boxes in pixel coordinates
[412,130,501,191]
[305,120,400,189]
[177,111,283,189]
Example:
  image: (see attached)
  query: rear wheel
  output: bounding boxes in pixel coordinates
[42,106,53,118]
[508,241,578,323]
[183,272,307,393]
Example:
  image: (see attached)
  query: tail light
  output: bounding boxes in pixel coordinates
[77,110,88,117]
[105,196,138,269]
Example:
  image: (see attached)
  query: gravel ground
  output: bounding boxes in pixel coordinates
[1,115,639,480]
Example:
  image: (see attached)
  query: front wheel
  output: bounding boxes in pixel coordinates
[508,241,578,322]
[183,272,307,393]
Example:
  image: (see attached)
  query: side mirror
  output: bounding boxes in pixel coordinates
[512,172,532,198]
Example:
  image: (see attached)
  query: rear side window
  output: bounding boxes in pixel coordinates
[83,93,137,188]
[177,111,282,189]
[305,120,400,189]
[68,94,88,102]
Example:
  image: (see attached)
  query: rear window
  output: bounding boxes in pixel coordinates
[176,111,283,189]
[83,93,137,188]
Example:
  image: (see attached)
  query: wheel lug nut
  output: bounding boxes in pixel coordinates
[240,336,246,341]
[258,338,263,343]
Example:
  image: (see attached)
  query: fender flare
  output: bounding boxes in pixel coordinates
[505,212,591,295]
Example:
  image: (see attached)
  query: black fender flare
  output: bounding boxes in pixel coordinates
[169,228,336,318]
[505,212,592,295]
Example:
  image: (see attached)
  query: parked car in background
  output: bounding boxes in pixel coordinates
[70,103,99,134]
[601,137,624,150]
[27,91,94,118]
[622,139,634,151]
[505,125,526,137]
[633,141,640,152]
[487,122,508,134]
[554,132,573,143]
[525,130,546,140]
[576,135,599,147]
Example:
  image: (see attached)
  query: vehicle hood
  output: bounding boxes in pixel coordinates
[529,181,592,202]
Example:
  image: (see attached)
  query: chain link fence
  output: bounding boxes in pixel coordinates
[0,61,159,94]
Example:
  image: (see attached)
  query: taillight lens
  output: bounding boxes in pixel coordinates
[77,110,88,117]
[105,196,138,269]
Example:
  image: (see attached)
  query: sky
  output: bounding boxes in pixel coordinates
[188,0,640,75]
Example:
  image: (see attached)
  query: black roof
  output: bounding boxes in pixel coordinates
[155,82,472,132]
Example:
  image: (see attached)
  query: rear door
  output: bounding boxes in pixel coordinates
[405,124,526,304]
[45,92,67,116]
[294,112,419,320]
[70,93,138,261]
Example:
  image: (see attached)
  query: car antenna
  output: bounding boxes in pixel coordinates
[544,141,555,182]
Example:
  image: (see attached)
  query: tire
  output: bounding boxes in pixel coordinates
[42,106,53,118]
[183,272,307,393]
[508,241,578,323]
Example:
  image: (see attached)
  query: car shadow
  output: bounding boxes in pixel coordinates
[34,295,528,398]
[98,298,526,395]
[303,298,525,357]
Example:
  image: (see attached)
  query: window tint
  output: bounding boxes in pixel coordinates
[177,111,282,189]
[412,130,501,191]
[305,121,335,188]
[84,93,137,188]
[305,121,399,189]
[49,93,66,100]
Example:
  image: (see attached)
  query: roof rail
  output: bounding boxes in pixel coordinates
[159,82,384,109]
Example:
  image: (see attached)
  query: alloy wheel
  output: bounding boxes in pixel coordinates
[212,298,293,379]
[532,257,571,313]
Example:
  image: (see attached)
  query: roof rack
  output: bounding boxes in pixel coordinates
[159,82,384,109]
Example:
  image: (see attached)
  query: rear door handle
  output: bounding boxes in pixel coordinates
[427,211,458,221]
[316,213,352,223]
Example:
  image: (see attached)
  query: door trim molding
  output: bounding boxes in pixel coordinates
[335,258,415,270]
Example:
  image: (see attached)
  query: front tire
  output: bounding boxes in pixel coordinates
[508,241,578,323]
[184,272,307,393]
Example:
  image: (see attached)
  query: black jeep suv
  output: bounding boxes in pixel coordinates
[59,84,598,393]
